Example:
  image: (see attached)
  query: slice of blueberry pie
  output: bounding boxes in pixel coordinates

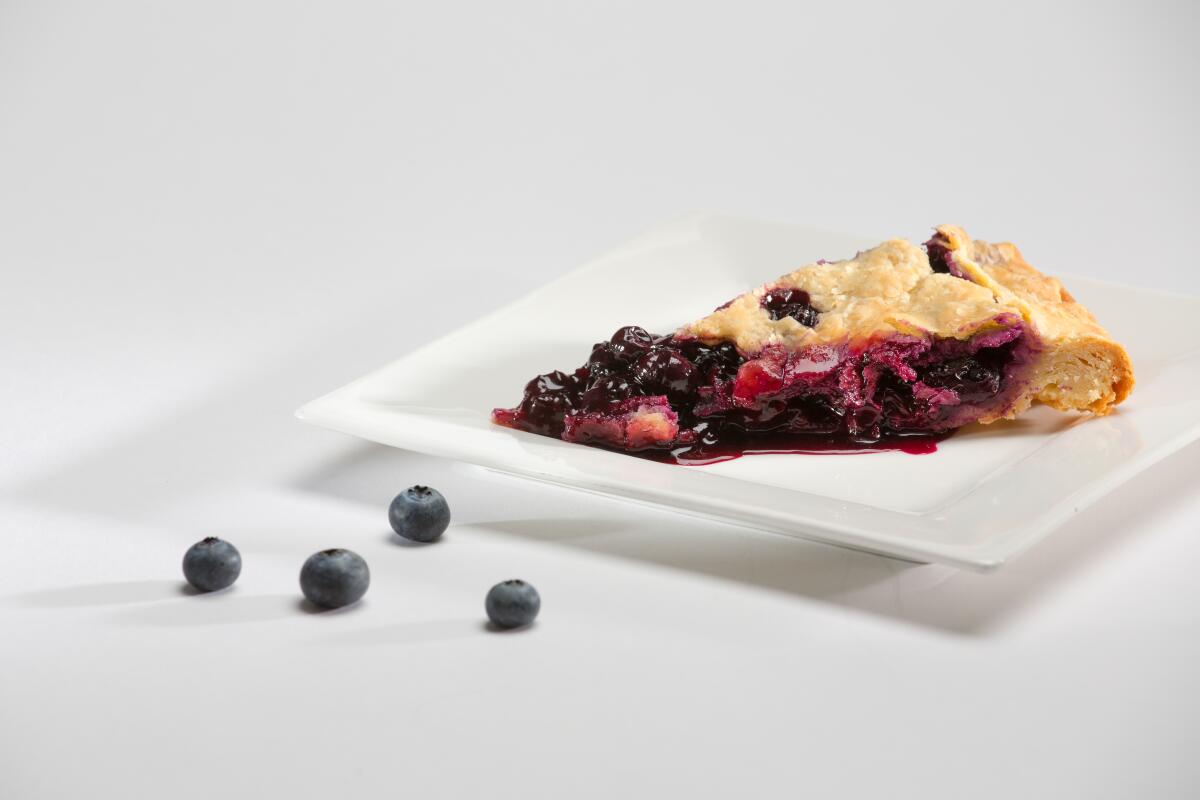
[492,226,1134,463]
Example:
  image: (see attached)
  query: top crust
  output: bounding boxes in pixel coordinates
[677,225,1134,418]
[679,237,1012,353]
[932,225,1134,415]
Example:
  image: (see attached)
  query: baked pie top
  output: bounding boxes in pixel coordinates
[681,237,1005,352]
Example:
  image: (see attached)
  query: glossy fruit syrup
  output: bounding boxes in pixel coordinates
[633,429,947,466]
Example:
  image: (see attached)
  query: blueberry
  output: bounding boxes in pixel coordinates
[632,348,697,396]
[388,485,451,543]
[580,374,634,410]
[523,370,573,395]
[683,340,742,381]
[518,389,574,434]
[608,325,654,362]
[182,537,241,592]
[920,356,1001,403]
[760,287,819,327]
[485,579,541,629]
[299,549,370,609]
[586,341,621,374]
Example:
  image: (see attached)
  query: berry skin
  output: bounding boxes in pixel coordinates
[388,486,451,543]
[632,348,697,396]
[523,370,573,395]
[485,580,541,628]
[609,325,654,362]
[182,537,241,592]
[760,287,819,327]
[586,342,621,375]
[299,549,370,609]
[580,375,634,411]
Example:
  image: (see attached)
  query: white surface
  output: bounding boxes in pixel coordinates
[2,2,1199,798]
[299,214,1200,569]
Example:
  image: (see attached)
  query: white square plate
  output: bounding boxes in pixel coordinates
[297,214,1200,570]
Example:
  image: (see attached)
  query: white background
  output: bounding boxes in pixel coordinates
[2,2,1198,798]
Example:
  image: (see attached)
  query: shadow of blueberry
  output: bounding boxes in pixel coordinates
[482,620,537,634]
[296,597,364,616]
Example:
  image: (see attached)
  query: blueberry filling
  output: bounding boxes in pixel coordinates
[493,320,1031,459]
[921,353,1002,403]
[924,231,969,280]
[631,348,699,397]
[760,287,820,327]
[607,324,655,361]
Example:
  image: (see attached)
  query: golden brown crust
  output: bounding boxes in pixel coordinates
[679,238,1020,353]
[935,225,1134,414]
[677,225,1134,419]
